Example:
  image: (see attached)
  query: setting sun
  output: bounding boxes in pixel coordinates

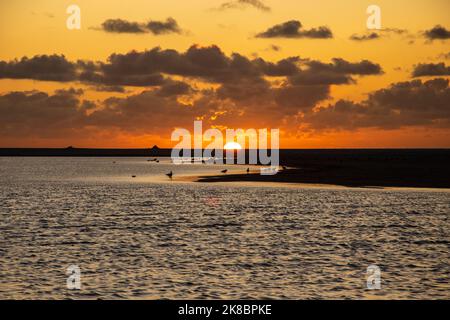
[223,142,242,150]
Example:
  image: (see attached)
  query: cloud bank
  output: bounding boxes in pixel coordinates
[256,20,333,39]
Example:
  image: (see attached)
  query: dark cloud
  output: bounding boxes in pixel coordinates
[146,17,181,35]
[0,55,76,82]
[101,19,146,33]
[91,85,126,93]
[0,89,89,137]
[3,78,445,141]
[275,85,330,111]
[99,17,182,35]
[305,78,450,130]
[216,77,271,102]
[350,32,380,41]
[350,28,411,42]
[156,80,194,97]
[0,46,383,92]
[0,88,205,138]
[412,63,450,77]
[288,58,383,85]
[382,28,408,35]
[256,20,333,39]
[269,44,281,51]
[87,90,215,135]
[424,25,450,40]
[217,0,271,12]
[95,45,266,85]
[319,58,383,75]
[254,57,300,76]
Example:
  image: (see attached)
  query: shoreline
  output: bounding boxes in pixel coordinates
[193,167,450,190]
[2,148,449,189]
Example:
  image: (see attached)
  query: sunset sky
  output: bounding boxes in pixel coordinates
[0,0,449,148]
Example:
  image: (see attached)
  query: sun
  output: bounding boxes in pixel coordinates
[223,141,242,150]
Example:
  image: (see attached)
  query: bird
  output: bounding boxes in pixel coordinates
[131,175,136,178]
[166,171,173,179]
[156,160,160,163]
[221,169,228,174]
[246,168,250,174]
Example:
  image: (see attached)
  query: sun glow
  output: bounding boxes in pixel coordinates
[223,142,242,150]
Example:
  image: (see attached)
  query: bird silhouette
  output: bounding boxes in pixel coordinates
[221,169,228,174]
[166,171,173,179]
[246,168,250,174]
[131,175,136,178]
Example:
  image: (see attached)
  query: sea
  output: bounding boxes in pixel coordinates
[0,157,448,299]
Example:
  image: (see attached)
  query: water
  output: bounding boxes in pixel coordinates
[0,157,448,299]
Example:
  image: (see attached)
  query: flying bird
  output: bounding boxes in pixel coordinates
[221,169,228,173]
[166,171,173,178]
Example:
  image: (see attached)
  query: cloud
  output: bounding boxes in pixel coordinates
[269,44,281,51]
[274,85,330,111]
[0,89,89,137]
[288,58,383,85]
[0,88,204,138]
[146,17,181,35]
[254,56,300,76]
[90,85,126,93]
[99,17,182,35]
[304,78,450,130]
[349,32,380,41]
[382,28,408,35]
[156,80,194,97]
[412,63,450,77]
[424,25,450,40]
[0,46,383,94]
[101,19,146,33]
[3,79,447,141]
[255,20,333,39]
[0,55,76,82]
[217,0,271,12]
[87,90,203,134]
[349,28,411,42]
[4,73,446,142]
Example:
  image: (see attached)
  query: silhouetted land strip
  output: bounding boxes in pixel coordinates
[198,149,450,189]
[0,147,171,157]
[1,148,449,188]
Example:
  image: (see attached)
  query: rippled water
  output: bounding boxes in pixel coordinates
[0,157,449,299]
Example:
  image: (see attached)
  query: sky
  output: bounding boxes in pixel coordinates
[0,0,449,148]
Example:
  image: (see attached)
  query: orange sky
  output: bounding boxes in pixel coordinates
[0,0,449,148]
